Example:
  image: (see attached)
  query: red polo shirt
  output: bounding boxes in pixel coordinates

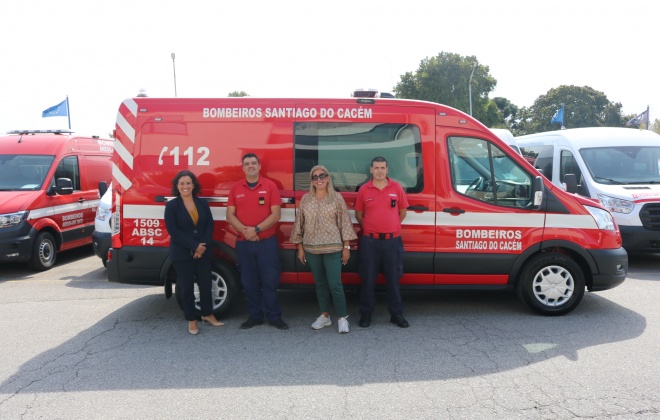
[355,177,408,235]
[228,176,281,240]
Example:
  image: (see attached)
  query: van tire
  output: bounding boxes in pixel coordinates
[517,253,585,316]
[29,232,57,271]
[175,260,239,318]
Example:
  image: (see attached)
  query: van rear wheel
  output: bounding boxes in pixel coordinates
[29,232,57,271]
[175,260,239,318]
[517,253,585,316]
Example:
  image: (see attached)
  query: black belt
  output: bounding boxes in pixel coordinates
[366,233,398,240]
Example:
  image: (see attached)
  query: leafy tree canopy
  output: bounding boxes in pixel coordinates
[393,52,499,125]
[513,85,625,135]
[228,91,249,97]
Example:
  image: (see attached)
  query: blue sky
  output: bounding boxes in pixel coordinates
[1,0,657,136]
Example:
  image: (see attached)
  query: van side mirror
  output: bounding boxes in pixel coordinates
[531,176,544,210]
[55,178,74,195]
[563,173,578,194]
[98,181,108,198]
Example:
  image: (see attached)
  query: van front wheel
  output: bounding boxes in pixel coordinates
[29,232,57,271]
[175,260,239,318]
[517,253,585,316]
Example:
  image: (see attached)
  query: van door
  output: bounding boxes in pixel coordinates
[437,132,544,285]
[293,115,436,286]
[50,155,94,248]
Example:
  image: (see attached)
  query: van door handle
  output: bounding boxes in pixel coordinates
[407,205,429,211]
[443,207,465,214]
[78,198,86,203]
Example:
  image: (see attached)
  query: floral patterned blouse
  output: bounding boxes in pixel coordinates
[290,192,357,254]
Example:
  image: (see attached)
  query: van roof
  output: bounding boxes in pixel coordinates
[0,131,110,155]
[516,127,660,149]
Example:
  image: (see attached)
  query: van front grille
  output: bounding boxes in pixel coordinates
[640,203,660,230]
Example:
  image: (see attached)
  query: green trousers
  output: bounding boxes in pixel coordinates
[305,251,348,318]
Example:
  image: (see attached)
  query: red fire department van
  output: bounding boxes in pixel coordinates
[0,129,113,270]
[107,97,627,316]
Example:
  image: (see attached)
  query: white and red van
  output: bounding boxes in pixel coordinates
[107,97,628,316]
[0,129,113,270]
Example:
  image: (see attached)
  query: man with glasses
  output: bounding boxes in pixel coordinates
[227,153,289,330]
[355,156,409,328]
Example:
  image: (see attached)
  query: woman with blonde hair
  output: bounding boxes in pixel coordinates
[290,165,357,333]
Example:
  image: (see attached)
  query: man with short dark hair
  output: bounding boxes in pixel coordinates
[355,156,409,328]
[227,153,288,330]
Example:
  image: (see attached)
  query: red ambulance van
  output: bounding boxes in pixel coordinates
[107,97,627,316]
[0,129,113,270]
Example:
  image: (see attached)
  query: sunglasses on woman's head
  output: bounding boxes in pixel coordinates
[311,173,329,181]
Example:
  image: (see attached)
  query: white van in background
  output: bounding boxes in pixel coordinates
[490,128,520,154]
[517,127,660,252]
[92,182,112,266]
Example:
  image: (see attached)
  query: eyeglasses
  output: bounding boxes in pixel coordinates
[311,173,329,181]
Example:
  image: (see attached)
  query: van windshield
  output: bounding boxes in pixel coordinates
[580,146,660,184]
[0,155,54,191]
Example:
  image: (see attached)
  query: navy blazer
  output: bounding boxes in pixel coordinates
[164,196,214,262]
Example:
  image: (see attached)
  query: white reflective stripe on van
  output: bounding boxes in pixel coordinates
[117,99,137,143]
[123,204,595,230]
[112,164,133,192]
[546,214,597,229]
[114,139,133,170]
[438,212,545,227]
[28,200,100,220]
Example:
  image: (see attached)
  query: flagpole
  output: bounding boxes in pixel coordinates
[66,95,71,130]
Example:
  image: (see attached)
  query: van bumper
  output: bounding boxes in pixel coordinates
[619,225,660,252]
[587,247,628,291]
[92,231,111,260]
[0,223,35,263]
[107,246,168,285]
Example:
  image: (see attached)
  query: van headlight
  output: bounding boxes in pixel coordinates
[0,211,28,228]
[96,206,111,222]
[597,193,634,214]
[585,206,615,231]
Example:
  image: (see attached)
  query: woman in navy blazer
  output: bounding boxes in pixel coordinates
[164,170,224,335]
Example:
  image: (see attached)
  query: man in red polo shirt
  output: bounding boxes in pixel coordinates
[355,156,409,328]
[227,153,288,330]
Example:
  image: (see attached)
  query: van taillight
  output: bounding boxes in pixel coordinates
[111,191,122,249]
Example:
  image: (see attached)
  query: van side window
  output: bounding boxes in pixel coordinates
[449,137,533,208]
[293,123,423,193]
[520,145,554,179]
[53,156,81,190]
[560,150,589,196]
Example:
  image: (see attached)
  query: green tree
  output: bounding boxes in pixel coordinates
[393,52,498,125]
[228,91,249,97]
[491,97,519,129]
[517,85,625,135]
[651,119,660,134]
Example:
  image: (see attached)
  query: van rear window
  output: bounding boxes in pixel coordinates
[293,123,423,193]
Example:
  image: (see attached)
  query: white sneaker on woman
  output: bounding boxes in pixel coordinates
[338,316,349,334]
[311,314,332,330]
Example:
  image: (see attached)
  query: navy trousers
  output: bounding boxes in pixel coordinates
[236,236,282,322]
[173,257,213,321]
[358,235,404,315]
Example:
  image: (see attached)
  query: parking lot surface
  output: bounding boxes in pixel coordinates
[1,247,659,419]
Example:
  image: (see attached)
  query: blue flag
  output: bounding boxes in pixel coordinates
[626,110,648,126]
[551,105,564,124]
[42,99,68,118]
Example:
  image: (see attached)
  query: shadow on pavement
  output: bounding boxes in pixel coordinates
[0,287,646,394]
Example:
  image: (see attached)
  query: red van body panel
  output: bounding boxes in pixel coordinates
[0,131,113,269]
[107,97,627,315]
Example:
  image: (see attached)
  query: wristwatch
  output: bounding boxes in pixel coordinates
[254,225,261,233]
[344,245,350,249]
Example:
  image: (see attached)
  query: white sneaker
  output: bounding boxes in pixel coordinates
[338,316,349,334]
[311,314,332,330]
